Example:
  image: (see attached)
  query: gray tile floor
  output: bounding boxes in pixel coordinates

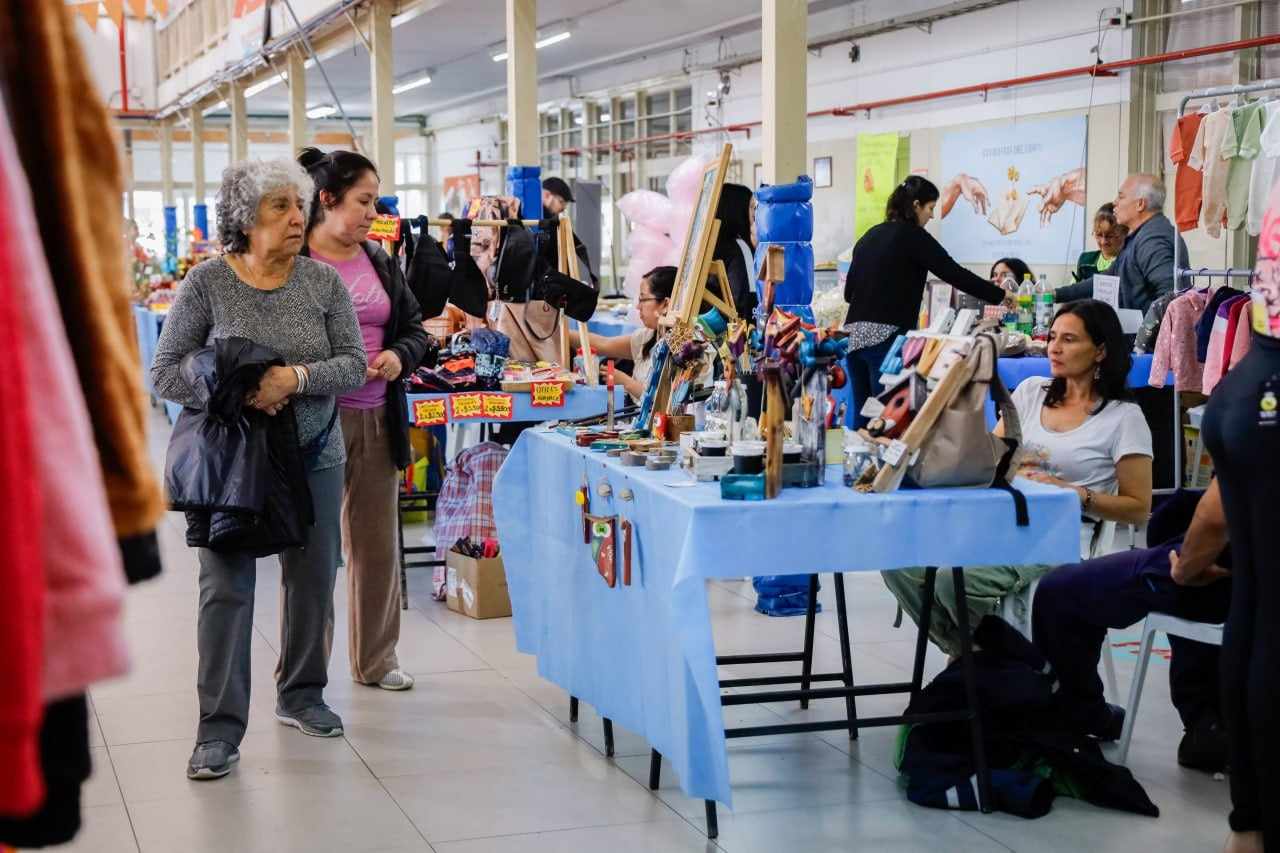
[55,410,1232,852]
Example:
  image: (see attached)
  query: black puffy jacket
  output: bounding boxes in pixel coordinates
[165,337,314,558]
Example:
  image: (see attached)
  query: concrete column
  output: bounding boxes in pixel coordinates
[229,81,249,162]
[634,89,647,189]
[761,0,807,184]
[505,0,537,166]
[369,0,396,188]
[287,49,308,155]
[159,121,175,206]
[191,108,209,238]
[1232,0,1261,268]
[123,128,137,222]
[1126,0,1167,175]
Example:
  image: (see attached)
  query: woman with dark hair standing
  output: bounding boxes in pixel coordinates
[884,300,1153,662]
[712,183,757,316]
[298,148,430,692]
[844,175,1010,427]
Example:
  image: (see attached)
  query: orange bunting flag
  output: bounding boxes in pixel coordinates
[152,0,169,15]
[72,2,99,29]
[102,0,124,27]
[125,0,147,18]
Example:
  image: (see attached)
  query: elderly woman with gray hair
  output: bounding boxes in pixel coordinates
[152,158,366,781]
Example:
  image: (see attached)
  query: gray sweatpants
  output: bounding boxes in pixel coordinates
[195,464,344,746]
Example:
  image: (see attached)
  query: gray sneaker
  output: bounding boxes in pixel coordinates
[275,703,344,738]
[186,740,240,780]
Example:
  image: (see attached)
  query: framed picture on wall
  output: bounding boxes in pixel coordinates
[813,156,832,188]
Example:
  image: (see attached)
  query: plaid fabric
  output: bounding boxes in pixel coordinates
[433,441,508,548]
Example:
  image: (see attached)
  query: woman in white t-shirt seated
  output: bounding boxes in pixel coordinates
[884,300,1153,656]
[571,265,710,402]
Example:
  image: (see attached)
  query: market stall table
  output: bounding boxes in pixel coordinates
[132,304,182,423]
[586,311,640,339]
[492,429,1081,827]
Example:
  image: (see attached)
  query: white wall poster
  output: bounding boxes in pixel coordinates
[938,115,1088,265]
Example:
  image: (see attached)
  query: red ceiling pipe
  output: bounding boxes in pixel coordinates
[559,33,1280,157]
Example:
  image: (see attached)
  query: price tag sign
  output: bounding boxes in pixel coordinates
[412,398,447,427]
[1093,274,1121,310]
[449,392,485,420]
[883,439,909,467]
[530,381,566,408]
[481,392,514,420]
[368,214,401,242]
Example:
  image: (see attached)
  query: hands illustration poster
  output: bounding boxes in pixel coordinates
[938,115,1087,264]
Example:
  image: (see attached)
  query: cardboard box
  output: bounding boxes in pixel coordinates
[445,551,511,619]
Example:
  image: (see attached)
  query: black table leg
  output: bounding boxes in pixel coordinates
[799,574,819,708]
[950,565,992,813]
[648,749,662,789]
[603,717,615,757]
[911,567,938,701]
[705,800,719,839]
[833,573,858,740]
[569,696,579,722]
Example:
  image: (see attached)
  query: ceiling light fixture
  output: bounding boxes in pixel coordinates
[245,73,285,98]
[203,100,228,115]
[491,28,572,62]
[306,104,337,119]
[392,72,433,95]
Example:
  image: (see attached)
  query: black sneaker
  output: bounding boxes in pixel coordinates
[1178,718,1229,773]
[275,703,344,738]
[1083,703,1126,742]
[186,740,240,780]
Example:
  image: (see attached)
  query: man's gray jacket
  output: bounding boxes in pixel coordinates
[1056,212,1188,314]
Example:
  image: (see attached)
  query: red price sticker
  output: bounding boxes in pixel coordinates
[412,397,447,426]
[530,381,566,408]
[481,392,514,420]
[449,392,485,420]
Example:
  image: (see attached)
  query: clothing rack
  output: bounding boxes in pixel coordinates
[1168,77,1280,490]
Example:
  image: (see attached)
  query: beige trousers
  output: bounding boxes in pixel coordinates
[340,406,401,684]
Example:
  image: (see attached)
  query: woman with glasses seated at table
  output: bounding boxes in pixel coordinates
[1074,203,1128,282]
[883,300,1153,657]
[569,265,710,403]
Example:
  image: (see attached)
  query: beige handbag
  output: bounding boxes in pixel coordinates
[906,334,1028,524]
[495,300,562,365]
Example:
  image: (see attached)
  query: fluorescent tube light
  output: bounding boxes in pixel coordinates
[306,104,337,119]
[392,73,432,95]
[491,29,572,62]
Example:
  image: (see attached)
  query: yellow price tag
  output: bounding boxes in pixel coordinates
[449,392,485,420]
[412,397,447,426]
[530,381,566,408]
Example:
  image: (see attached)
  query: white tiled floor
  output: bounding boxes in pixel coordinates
[54,409,1232,852]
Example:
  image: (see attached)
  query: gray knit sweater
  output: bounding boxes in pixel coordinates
[152,255,367,471]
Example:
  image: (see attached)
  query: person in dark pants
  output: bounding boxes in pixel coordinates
[843,176,1010,427]
[1032,486,1230,767]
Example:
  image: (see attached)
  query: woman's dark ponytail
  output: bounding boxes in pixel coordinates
[296,147,379,237]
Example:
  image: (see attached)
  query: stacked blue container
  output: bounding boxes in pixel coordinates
[505,165,543,223]
[752,175,815,322]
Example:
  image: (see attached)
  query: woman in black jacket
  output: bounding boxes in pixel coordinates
[299,148,430,692]
[844,176,1010,427]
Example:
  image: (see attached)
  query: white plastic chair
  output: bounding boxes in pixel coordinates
[1113,613,1224,765]
[999,519,1120,700]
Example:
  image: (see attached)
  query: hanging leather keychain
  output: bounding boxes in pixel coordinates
[620,518,633,586]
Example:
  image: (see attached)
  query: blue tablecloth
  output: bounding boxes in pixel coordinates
[132,305,165,396]
[492,430,1081,807]
[405,385,626,425]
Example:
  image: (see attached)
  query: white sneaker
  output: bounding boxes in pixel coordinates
[376,669,414,691]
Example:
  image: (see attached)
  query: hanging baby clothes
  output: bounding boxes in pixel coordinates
[0,103,128,702]
[1247,102,1280,236]
[1221,102,1263,233]
[0,0,164,583]
[1189,108,1233,238]
[1170,111,1206,233]
[1149,288,1208,392]
[1202,294,1251,395]
[1227,295,1254,370]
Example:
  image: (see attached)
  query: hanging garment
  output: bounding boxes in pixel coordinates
[0,100,128,704]
[1202,294,1251,396]
[1170,111,1206,233]
[1149,289,1208,392]
[0,0,164,580]
[466,195,522,280]
[1227,296,1254,370]
[1196,285,1243,362]
[0,695,90,847]
[1246,102,1280,236]
[0,148,43,819]
[1221,103,1263,233]
[1189,109,1233,238]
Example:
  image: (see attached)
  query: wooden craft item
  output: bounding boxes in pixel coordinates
[621,519,633,586]
[757,245,786,315]
[871,350,980,493]
[762,365,786,499]
[561,217,599,386]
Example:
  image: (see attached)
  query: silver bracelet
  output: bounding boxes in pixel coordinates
[292,365,308,395]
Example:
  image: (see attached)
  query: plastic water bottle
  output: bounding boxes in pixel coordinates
[1033,274,1055,341]
[1017,274,1035,336]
